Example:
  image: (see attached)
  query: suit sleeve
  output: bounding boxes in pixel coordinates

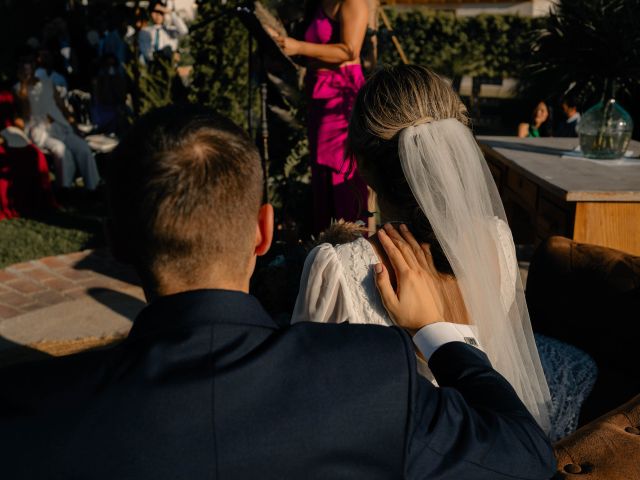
[396,332,556,480]
[138,29,152,63]
[167,12,189,37]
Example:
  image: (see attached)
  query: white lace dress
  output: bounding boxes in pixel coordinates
[292,237,597,441]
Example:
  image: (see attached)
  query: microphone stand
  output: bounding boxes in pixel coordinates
[192,2,273,197]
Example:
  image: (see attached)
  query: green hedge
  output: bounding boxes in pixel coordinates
[379,9,545,79]
[189,7,545,127]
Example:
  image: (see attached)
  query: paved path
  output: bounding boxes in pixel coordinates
[0,250,144,352]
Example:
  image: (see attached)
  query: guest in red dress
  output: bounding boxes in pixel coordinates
[0,91,57,220]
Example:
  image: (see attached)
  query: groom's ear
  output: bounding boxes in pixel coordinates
[254,203,274,257]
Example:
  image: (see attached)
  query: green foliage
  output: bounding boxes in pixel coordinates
[521,0,640,103]
[189,3,255,129]
[125,58,176,117]
[267,135,311,208]
[189,1,311,223]
[379,9,544,79]
[0,212,103,268]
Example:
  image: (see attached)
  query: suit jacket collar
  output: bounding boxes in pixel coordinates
[129,289,279,339]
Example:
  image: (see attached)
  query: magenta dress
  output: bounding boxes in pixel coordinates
[305,8,367,233]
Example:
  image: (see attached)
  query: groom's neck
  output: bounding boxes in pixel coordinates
[141,264,253,302]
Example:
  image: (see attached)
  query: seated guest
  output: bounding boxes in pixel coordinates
[0,105,554,479]
[98,7,131,71]
[34,49,69,101]
[0,91,57,219]
[556,93,581,137]
[91,54,128,135]
[15,58,101,190]
[518,101,553,138]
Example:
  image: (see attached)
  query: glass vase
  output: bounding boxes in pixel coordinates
[576,98,634,160]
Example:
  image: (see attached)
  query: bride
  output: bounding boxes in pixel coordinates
[292,65,596,440]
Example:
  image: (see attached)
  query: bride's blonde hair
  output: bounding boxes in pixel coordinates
[348,65,469,274]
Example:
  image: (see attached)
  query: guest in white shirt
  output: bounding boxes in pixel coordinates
[15,60,100,191]
[556,93,581,137]
[138,1,189,64]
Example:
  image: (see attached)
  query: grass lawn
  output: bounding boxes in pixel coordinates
[0,197,106,269]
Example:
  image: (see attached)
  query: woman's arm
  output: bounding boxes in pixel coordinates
[274,0,368,65]
[517,123,530,138]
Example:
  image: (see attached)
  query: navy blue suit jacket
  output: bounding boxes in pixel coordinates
[0,290,555,479]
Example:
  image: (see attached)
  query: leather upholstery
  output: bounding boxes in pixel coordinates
[554,394,640,479]
[527,236,640,422]
[526,237,640,478]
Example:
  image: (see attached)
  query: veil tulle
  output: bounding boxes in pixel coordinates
[398,119,552,431]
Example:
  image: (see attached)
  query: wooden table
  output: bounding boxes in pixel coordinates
[477,136,640,255]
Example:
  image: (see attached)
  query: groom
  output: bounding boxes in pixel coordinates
[0,105,555,479]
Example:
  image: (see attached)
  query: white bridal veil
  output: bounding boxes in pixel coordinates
[398,118,552,431]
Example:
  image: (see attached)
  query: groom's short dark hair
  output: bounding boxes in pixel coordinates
[107,104,263,285]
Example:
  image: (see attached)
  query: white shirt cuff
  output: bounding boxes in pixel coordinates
[413,322,481,361]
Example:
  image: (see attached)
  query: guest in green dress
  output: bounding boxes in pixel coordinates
[518,101,553,138]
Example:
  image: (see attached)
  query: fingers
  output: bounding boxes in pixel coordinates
[420,243,438,276]
[383,224,419,270]
[394,224,439,276]
[398,224,430,270]
[374,263,398,319]
[378,228,409,278]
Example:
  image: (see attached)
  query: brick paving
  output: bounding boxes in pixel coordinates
[0,250,142,320]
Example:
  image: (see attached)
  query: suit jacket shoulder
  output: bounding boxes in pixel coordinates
[0,291,417,480]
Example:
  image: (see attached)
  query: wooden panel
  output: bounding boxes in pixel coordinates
[536,196,569,240]
[486,159,504,192]
[573,202,640,256]
[506,169,538,212]
[502,189,536,244]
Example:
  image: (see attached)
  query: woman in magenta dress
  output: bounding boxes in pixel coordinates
[273,0,369,233]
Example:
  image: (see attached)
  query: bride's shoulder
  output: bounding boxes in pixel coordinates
[315,221,368,247]
[309,221,377,264]
[307,237,376,269]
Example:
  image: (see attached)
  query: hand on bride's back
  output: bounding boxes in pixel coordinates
[374,224,445,333]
